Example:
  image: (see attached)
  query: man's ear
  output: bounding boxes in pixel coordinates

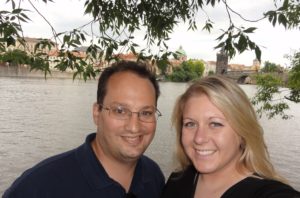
[92,103,100,125]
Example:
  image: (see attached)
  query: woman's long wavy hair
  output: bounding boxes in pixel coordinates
[172,75,287,183]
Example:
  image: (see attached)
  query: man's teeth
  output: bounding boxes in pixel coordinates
[123,136,141,143]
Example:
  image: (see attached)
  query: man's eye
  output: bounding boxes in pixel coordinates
[112,107,127,114]
[210,122,223,128]
[140,110,154,117]
[183,122,197,128]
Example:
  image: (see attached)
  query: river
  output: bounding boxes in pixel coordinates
[0,77,299,194]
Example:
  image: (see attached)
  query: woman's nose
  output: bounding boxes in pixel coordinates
[193,125,209,144]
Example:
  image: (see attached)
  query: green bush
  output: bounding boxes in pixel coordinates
[168,59,205,82]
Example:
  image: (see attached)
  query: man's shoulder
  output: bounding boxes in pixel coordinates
[23,148,77,177]
[6,133,95,187]
[140,155,163,173]
[3,147,80,197]
[139,155,165,181]
[140,155,158,165]
[132,155,165,197]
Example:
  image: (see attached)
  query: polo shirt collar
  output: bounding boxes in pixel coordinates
[75,133,150,193]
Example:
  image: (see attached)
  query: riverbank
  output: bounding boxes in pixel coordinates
[0,64,75,79]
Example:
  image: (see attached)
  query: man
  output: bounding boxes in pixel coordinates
[3,61,165,198]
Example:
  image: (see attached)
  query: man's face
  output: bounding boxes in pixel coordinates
[93,71,157,163]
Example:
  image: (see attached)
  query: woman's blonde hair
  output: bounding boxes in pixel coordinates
[172,75,287,183]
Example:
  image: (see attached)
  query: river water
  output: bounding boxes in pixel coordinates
[0,77,299,194]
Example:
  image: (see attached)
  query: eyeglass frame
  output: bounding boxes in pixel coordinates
[99,104,162,123]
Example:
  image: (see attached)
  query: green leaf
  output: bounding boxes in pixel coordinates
[283,0,289,9]
[12,8,22,14]
[236,34,248,53]
[216,33,226,41]
[243,27,257,33]
[214,41,225,49]
[272,13,277,26]
[255,46,261,62]
[278,14,287,28]
[6,36,15,46]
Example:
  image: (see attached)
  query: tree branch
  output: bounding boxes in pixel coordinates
[222,0,265,23]
[28,0,60,45]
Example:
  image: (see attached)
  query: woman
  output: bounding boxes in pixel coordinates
[161,76,300,198]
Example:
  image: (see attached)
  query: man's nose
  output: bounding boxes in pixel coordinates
[125,113,141,133]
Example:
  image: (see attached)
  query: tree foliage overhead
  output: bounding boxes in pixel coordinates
[1,0,299,77]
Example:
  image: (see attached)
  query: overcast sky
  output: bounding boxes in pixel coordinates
[2,0,299,67]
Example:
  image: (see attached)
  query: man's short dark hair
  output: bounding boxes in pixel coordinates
[97,61,160,106]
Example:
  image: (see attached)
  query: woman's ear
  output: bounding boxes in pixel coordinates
[239,137,246,151]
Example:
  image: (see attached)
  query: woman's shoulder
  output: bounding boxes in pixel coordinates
[223,175,300,198]
[160,165,197,198]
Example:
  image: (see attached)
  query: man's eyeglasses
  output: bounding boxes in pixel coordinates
[100,104,162,123]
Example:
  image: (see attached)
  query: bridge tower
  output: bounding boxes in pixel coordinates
[216,49,228,74]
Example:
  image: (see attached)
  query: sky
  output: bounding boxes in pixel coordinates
[2,0,299,67]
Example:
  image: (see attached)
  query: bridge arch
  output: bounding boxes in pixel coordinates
[237,75,252,84]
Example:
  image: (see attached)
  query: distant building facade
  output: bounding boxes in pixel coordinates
[1,36,261,75]
[228,58,260,71]
[208,49,260,75]
[6,37,57,54]
[166,46,188,74]
[203,61,216,76]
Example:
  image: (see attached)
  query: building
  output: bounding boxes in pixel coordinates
[228,58,260,71]
[203,61,216,76]
[6,37,58,54]
[165,46,188,74]
[215,49,228,74]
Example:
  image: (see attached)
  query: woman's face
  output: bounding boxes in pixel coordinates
[181,94,243,177]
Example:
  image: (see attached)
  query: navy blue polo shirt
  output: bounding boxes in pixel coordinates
[3,133,165,198]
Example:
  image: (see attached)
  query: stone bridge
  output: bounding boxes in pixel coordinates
[224,70,258,84]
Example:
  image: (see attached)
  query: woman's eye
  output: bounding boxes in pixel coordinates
[183,122,197,128]
[210,122,223,127]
